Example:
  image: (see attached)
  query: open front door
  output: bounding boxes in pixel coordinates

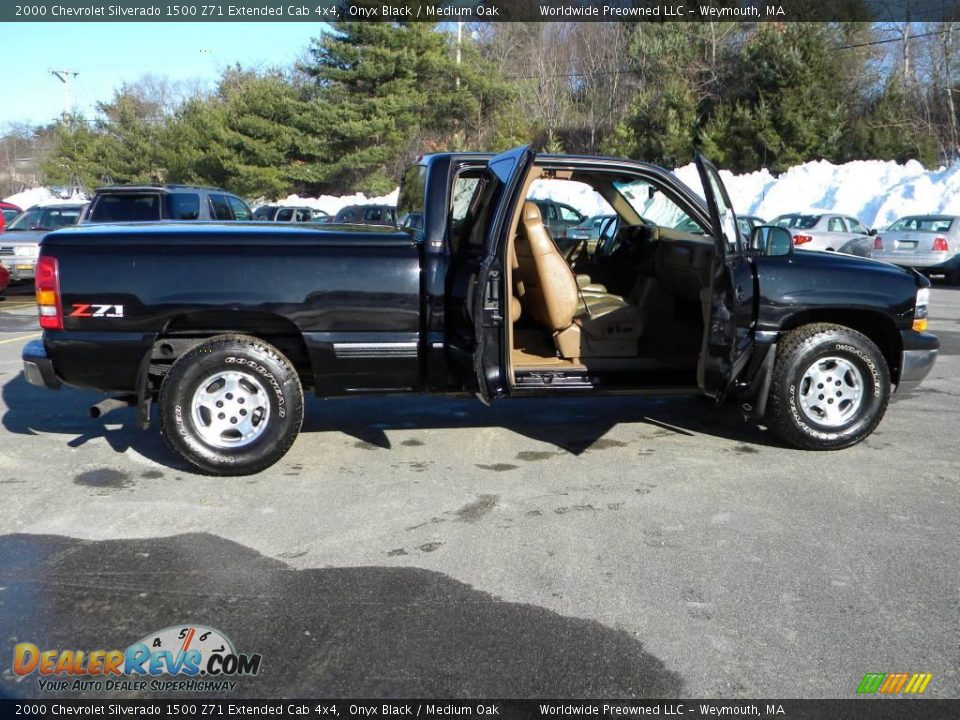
[447,145,535,402]
[694,153,756,399]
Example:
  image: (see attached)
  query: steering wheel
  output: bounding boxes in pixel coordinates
[593,218,621,260]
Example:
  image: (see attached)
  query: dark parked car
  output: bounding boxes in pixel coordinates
[529,198,586,244]
[83,185,252,223]
[1,203,86,282]
[253,205,328,223]
[737,214,766,237]
[23,147,937,475]
[333,204,397,226]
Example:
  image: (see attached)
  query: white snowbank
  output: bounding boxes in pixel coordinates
[264,189,399,216]
[673,158,960,230]
[3,187,87,209]
[11,157,960,230]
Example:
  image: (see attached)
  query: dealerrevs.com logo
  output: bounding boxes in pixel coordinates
[13,625,261,693]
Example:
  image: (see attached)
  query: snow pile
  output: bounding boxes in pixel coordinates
[527,179,612,218]
[266,189,399,216]
[12,157,960,230]
[3,187,87,209]
[673,158,960,230]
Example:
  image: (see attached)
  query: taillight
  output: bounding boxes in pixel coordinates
[35,256,62,330]
[794,234,813,245]
[932,236,949,252]
[873,235,883,251]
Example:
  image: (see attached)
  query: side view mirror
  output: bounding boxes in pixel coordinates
[867,228,878,236]
[750,225,794,257]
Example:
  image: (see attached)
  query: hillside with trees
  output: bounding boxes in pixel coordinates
[4,21,960,200]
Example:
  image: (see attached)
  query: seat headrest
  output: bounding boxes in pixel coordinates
[522,201,542,224]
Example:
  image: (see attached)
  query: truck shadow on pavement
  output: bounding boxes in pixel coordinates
[0,532,683,699]
[302,393,781,453]
[0,374,187,469]
[2,370,784,469]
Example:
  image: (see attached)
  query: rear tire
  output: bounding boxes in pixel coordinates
[159,335,304,475]
[767,323,889,450]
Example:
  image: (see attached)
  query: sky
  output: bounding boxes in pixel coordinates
[0,22,326,127]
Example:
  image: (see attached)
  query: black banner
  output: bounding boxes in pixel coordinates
[1,700,959,720]
[2,1,960,24]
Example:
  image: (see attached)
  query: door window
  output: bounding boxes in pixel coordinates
[558,204,582,222]
[846,217,868,234]
[169,193,201,220]
[208,195,234,221]
[613,178,707,234]
[295,209,312,222]
[276,208,295,222]
[827,217,846,232]
[227,196,252,221]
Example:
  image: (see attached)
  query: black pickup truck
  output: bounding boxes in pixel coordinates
[22,148,939,475]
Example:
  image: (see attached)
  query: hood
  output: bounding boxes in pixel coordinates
[792,248,919,280]
[0,230,48,245]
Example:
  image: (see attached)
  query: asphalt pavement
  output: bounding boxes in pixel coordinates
[0,282,957,699]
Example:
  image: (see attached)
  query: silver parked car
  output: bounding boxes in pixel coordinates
[0,203,86,282]
[872,215,960,284]
[770,213,874,255]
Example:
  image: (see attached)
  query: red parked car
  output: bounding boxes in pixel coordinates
[0,201,24,233]
[0,262,11,294]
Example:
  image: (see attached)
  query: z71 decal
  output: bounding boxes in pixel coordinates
[69,304,124,318]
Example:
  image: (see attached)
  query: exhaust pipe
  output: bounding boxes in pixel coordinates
[90,395,137,419]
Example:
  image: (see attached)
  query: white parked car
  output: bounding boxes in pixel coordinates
[0,203,86,282]
[770,213,874,256]
[872,215,960,285]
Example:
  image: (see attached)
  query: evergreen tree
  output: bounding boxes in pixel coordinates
[302,22,485,194]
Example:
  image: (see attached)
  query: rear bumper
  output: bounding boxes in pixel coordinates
[874,251,960,272]
[21,339,61,390]
[6,260,36,282]
[897,330,939,393]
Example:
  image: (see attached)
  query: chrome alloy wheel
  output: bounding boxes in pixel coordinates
[190,370,270,448]
[797,356,864,428]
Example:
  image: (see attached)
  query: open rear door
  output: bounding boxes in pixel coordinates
[694,153,755,399]
[447,146,535,402]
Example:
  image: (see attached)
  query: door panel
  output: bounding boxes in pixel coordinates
[446,146,535,401]
[694,154,755,398]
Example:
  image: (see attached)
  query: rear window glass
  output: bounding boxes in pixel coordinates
[772,214,820,229]
[253,207,274,221]
[168,192,200,220]
[90,194,162,222]
[887,217,954,233]
[276,208,295,222]
[364,207,384,221]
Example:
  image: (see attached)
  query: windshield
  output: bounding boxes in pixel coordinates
[7,206,82,231]
[887,216,954,233]
[772,214,820,229]
[613,179,705,232]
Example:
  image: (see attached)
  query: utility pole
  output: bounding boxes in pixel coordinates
[50,69,79,118]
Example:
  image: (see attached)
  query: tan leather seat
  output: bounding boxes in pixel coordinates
[514,201,643,359]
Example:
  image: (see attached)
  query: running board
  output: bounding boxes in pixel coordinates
[513,370,595,389]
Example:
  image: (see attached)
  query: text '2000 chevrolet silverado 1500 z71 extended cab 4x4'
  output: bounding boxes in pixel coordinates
[22,148,939,475]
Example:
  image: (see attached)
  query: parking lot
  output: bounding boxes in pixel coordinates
[0,282,957,699]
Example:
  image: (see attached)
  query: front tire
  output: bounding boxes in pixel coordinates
[159,335,304,475]
[767,323,890,450]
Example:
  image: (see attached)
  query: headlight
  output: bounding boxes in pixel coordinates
[14,245,38,258]
[913,288,930,332]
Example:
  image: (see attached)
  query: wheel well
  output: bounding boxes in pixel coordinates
[779,309,902,382]
[151,312,312,389]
